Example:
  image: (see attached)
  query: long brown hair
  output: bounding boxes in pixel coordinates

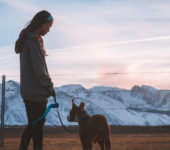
[15,10,53,54]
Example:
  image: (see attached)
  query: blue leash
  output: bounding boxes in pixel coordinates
[33,101,59,125]
[33,97,71,132]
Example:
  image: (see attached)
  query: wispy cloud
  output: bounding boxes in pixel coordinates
[1,0,170,89]
[47,35,170,52]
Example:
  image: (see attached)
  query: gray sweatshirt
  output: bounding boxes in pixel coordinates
[16,32,53,102]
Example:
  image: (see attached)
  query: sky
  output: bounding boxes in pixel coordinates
[1,0,170,89]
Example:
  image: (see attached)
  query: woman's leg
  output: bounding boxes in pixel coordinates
[30,101,47,150]
[19,101,33,150]
[19,100,47,150]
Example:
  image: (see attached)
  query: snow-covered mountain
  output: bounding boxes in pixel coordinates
[1,80,170,126]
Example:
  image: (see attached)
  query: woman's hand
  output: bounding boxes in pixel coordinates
[48,86,56,98]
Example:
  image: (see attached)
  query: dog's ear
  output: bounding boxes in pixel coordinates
[72,99,76,108]
[79,102,85,109]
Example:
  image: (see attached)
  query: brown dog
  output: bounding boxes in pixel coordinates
[67,99,111,150]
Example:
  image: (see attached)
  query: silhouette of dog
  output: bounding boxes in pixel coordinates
[67,99,111,150]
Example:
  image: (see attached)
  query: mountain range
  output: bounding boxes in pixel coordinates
[1,80,170,126]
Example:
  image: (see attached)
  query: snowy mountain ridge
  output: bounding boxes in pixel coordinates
[1,80,170,126]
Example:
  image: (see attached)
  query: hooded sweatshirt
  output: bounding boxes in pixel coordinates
[15,32,53,102]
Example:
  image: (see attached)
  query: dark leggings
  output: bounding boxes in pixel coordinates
[19,101,47,150]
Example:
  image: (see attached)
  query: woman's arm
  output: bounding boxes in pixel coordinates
[25,37,53,89]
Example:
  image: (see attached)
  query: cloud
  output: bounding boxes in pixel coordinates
[0,0,39,13]
[43,0,170,51]
[0,46,19,79]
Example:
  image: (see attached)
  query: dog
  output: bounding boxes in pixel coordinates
[67,99,111,150]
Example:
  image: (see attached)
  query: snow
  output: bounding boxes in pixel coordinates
[1,80,170,126]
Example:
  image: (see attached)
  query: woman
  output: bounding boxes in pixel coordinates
[15,10,55,150]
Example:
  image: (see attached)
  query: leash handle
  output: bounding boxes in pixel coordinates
[52,96,59,108]
[33,96,59,124]
[33,104,54,125]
